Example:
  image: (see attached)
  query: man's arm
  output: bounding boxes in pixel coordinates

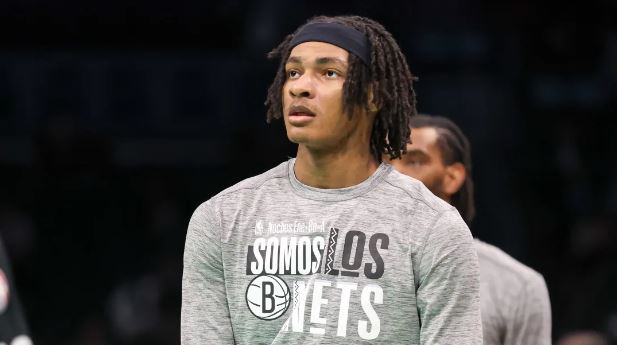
[181,201,235,344]
[504,273,552,345]
[0,237,33,344]
[416,208,482,344]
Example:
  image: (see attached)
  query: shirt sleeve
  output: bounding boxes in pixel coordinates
[416,208,483,345]
[181,201,235,344]
[504,273,552,345]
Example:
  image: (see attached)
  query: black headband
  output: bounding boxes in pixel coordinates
[289,22,371,65]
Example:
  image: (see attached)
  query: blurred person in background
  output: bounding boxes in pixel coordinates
[0,237,32,345]
[182,15,482,344]
[556,331,609,345]
[387,114,552,345]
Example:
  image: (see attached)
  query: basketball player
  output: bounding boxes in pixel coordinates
[388,114,552,345]
[0,237,33,345]
[182,16,482,344]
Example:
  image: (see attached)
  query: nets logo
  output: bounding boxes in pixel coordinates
[245,274,290,321]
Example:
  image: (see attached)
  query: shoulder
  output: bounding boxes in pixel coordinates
[191,160,289,216]
[379,168,472,268]
[474,239,547,294]
[381,166,455,215]
[379,166,465,237]
[475,240,551,333]
[211,160,289,200]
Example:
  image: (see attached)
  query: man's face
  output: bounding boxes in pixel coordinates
[388,127,450,200]
[282,41,373,151]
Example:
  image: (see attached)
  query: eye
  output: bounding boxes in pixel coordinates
[407,159,422,167]
[325,70,339,78]
[287,70,300,79]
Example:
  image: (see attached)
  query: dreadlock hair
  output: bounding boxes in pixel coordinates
[265,15,418,162]
[410,114,476,225]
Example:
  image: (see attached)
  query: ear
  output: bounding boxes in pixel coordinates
[442,162,466,196]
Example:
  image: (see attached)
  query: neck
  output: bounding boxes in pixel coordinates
[293,144,379,189]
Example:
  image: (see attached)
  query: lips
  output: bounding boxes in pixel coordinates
[287,105,316,126]
[288,105,315,127]
[288,105,316,117]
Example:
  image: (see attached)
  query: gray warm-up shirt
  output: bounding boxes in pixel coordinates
[475,240,551,345]
[182,159,482,344]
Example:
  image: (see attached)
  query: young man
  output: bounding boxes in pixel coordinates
[182,16,482,344]
[388,114,552,345]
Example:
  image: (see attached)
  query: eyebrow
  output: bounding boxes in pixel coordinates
[286,56,348,69]
[315,57,347,68]
[286,56,302,65]
[405,148,430,157]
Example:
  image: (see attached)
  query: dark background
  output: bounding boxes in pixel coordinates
[0,0,616,344]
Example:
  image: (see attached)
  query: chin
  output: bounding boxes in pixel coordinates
[287,135,303,144]
[285,127,311,145]
[287,135,312,146]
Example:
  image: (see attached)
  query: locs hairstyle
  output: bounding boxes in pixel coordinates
[265,15,418,162]
[410,115,476,225]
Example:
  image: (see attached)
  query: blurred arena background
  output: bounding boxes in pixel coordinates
[0,0,616,344]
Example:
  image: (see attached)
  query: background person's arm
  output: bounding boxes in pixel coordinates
[0,237,33,345]
[504,272,552,345]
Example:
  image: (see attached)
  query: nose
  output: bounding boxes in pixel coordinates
[288,74,314,99]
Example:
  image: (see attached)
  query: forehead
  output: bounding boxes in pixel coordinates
[288,41,349,62]
[409,127,440,152]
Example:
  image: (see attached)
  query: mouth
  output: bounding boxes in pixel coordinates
[287,105,316,126]
[288,105,316,117]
